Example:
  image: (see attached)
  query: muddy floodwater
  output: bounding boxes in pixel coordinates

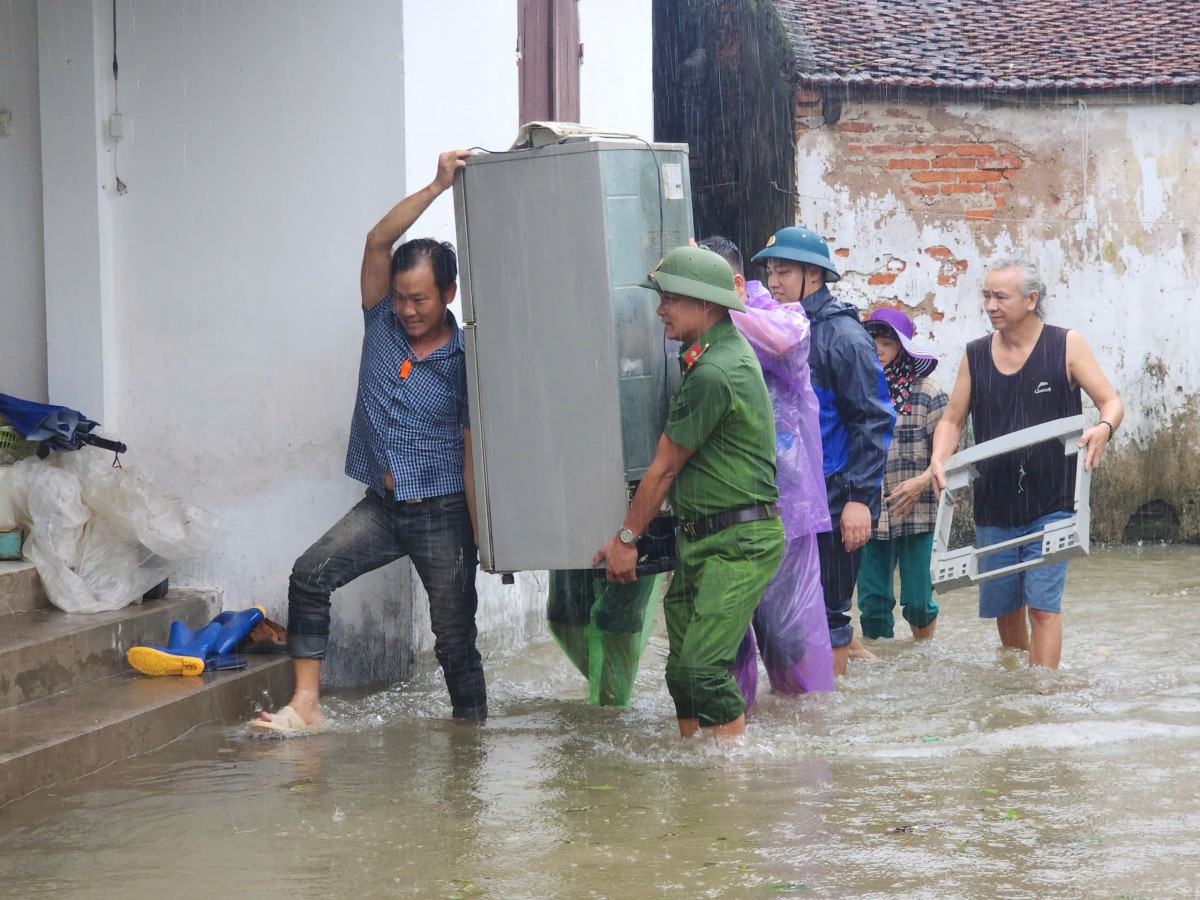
[2,546,1198,898]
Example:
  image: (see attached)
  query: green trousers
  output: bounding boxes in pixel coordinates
[664,518,784,727]
[856,532,939,639]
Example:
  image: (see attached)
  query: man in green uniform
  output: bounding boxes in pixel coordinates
[594,246,785,739]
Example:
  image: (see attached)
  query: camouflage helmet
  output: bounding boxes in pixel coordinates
[638,246,744,312]
[751,226,841,282]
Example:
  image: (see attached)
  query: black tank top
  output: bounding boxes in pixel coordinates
[966,325,1082,527]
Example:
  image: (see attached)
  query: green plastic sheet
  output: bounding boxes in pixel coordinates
[547,569,662,707]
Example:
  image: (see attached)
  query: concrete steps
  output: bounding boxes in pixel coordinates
[0,564,293,807]
[0,587,216,709]
[0,560,47,614]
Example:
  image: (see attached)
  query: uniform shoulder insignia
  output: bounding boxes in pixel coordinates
[683,342,710,371]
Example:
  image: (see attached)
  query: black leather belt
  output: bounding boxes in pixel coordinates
[678,503,781,540]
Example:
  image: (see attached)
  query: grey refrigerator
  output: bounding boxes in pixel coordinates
[453,136,693,575]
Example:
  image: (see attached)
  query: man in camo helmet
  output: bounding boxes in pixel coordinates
[595,245,784,740]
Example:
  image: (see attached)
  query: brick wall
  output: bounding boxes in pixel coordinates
[796,95,1026,222]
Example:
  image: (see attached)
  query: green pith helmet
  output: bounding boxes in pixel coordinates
[751,226,841,282]
[638,246,745,312]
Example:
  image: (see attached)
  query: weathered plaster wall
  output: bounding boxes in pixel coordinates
[790,94,1200,541]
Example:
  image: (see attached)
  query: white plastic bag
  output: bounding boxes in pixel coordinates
[8,452,217,613]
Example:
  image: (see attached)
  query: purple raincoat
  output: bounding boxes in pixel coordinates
[729,280,835,699]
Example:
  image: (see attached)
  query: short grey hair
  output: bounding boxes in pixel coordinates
[987,257,1047,320]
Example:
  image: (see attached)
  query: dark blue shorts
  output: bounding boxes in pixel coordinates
[975,511,1073,618]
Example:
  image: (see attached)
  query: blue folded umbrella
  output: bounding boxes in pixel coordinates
[0,392,125,455]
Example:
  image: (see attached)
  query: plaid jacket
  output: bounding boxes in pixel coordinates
[873,376,948,539]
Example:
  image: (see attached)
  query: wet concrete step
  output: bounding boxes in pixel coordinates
[0,561,47,615]
[0,590,219,711]
[0,653,293,808]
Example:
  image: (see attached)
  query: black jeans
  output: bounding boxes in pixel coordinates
[287,489,486,719]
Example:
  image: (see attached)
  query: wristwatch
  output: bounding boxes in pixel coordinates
[617,527,638,546]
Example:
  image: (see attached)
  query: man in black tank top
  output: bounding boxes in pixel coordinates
[930,258,1124,670]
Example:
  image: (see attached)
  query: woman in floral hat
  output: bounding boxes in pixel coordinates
[856,308,947,642]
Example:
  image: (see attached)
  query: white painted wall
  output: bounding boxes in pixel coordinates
[64,0,410,685]
[37,0,119,424]
[0,0,48,403]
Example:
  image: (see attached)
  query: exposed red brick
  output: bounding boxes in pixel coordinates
[994,195,1008,207]
[930,157,978,169]
[847,144,865,153]
[1001,169,1020,179]
[965,208,996,219]
[794,123,810,137]
[937,273,957,286]
[930,310,945,322]
[834,248,850,257]
[909,144,956,155]
[836,122,874,133]
[959,170,1003,183]
[888,158,929,170]
[866,144,910,154]
[978,155,1025,170]
[868,273,898,286]
[795,87,822,104]
[910,186,940,197]
[989,182,1014,194]
[954,259,969,272]
[953,144,999,156]
[941,183,984,194]
[925,246,954,260]
[912,170,957,183]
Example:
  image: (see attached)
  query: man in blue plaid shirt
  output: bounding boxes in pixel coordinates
[252,150,485,733]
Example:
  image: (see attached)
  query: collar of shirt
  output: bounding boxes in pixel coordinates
[678,316,736,371]
[396,308,465,360]
[800,285,835,321]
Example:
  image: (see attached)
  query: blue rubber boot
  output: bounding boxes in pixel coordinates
[166,619,223,653]
[126,605,263,677]
[126,620,223,677]
[209,606,266,657]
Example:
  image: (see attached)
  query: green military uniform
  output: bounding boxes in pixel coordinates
[663,316,785,726]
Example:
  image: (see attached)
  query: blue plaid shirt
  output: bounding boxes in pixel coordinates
[345,300,470,500]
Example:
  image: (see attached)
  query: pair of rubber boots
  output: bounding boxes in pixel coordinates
[126,606,266,677]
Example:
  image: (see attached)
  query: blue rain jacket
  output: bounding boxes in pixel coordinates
[800,287,896,521]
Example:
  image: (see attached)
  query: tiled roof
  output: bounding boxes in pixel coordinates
[773,0,1200,91]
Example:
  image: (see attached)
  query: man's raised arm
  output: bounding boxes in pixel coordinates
[360,149,471,309]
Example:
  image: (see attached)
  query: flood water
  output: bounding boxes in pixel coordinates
[2,545,1198,898]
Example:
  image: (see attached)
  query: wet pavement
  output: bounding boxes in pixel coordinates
[1,545,1198,898]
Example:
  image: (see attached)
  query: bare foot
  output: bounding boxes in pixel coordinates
[911,619,937,641]
[258,698,322,727]
[833,644,849,676]
[710,714,746,739]
[848,634,877,661]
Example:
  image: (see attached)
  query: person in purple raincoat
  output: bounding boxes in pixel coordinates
[700,237,834,703]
